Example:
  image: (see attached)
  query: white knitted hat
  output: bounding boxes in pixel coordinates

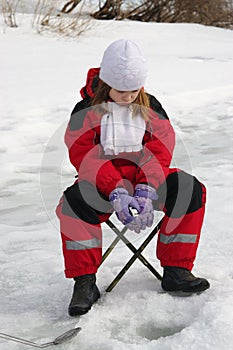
[99,39,148,91]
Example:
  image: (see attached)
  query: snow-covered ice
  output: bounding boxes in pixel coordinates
[0,9,233,350]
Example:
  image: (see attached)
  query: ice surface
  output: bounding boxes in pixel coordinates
[0,7,233,350]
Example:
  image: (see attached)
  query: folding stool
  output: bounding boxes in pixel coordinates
[101,216,164,292]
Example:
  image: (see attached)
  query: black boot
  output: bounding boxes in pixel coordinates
[162,266,210,293]
[68,274,100,316]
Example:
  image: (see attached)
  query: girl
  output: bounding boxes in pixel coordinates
[56,39,209,317]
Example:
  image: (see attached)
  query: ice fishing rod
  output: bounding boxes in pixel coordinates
[0,327,81,348]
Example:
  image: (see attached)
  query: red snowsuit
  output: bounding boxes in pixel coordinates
[56,68,206,278]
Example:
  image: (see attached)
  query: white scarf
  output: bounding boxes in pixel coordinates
[100,102,146,155]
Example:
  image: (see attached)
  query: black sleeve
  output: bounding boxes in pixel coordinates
[147,93,169,120]
[69,97,92,131]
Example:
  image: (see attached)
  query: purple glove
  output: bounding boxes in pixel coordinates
[134,184,158,230]
[126,209,143,234]
[109,188,141,229]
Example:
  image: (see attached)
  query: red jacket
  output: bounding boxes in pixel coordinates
[65,68,175,197]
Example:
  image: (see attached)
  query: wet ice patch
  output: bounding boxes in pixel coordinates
[179,55,233,63]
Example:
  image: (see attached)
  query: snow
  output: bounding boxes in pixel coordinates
[1,9,233,350]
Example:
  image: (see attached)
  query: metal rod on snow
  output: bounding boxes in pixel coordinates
[0,327,81,348]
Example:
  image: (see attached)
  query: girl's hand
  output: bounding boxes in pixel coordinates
[109,187,140,227]
[134,184,158,229]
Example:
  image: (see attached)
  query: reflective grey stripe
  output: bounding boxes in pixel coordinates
[66,238,101,250]
[160,233,197,244]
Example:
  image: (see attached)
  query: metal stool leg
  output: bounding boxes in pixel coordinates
[103,218,163,292]
[101,225,128,265]
[105,219,162,279]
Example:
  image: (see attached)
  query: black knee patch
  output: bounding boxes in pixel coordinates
[62,181,112,224]
[157,171,203,218]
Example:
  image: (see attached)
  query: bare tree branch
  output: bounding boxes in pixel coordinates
[92,0,123,20]
[61,0,82,14]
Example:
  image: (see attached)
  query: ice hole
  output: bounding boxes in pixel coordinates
[136,324,185,340]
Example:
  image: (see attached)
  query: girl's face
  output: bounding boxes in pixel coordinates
[109,88,141,105]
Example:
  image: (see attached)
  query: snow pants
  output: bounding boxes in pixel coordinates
[56,169,206,278]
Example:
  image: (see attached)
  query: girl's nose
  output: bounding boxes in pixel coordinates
[123,94,132,102]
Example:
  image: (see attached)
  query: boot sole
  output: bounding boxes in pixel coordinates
[162,280,210,293]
